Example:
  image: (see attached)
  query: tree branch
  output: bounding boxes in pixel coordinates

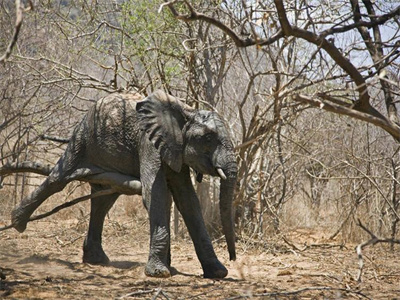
[293,94,400,142]
[165,0,393,116]
[228,286,371,299]
[0,0,32,62]
[356,219,400,282]
[40,134,70,144]
[0,161,52,177]
[162,0,284,47]
[0,160,142,195]
[273,0,373,108]
[0,189,116,232]
[320,5,400,37]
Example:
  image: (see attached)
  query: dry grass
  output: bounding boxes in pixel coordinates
[1,190,400,299]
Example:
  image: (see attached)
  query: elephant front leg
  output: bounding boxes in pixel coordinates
[145,223,171,278]
[142,169,172,278]
[167,167,228,279]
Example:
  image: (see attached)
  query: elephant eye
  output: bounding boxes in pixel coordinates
[203,132,214,141]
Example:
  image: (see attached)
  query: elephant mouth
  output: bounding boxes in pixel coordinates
[193,167,226,183]
[216,168,227,180]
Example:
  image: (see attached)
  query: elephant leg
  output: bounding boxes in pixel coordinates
[142,169,172,278]
[11,176,69,233]
[83,184,119,265]
[165,192,172,267]
[167,166,228,278]
[11,139,95,233]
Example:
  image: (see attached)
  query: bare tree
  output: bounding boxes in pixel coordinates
[165,0,400,140]
[2,0,400,247]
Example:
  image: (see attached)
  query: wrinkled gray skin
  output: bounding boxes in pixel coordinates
[11,90,237,279]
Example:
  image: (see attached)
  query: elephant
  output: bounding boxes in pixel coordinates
[11,90,238,279]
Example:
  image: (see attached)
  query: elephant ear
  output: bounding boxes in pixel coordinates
[136,90,193,173]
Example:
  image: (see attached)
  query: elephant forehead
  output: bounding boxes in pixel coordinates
[194,111,227,133]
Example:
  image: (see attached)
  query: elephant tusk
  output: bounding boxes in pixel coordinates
[217,168,227,180]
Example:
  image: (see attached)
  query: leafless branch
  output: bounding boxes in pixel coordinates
[356,219,400,282]
[320,5,400,36]
[40,134,70,144]
[274,0,373,108]
[293,94,400,142]
[0,189,116,232]
[117,288,170,300]
[0,160,142,196]
[227,286,371,300]
[162,0,284,47]
[0,161,52,177]
[0,0,32,62]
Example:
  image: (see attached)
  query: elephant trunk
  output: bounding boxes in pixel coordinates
[214,150,238,261]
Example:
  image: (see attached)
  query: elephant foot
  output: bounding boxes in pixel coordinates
[145,258,171,278]
[11,207,29,233]
[202,260,228,279]
[83,243,110,265]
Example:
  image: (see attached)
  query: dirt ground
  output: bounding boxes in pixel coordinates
[1,206,399,299]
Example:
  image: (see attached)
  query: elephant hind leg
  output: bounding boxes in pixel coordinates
[11,176,69,233]
[83,184,119,265]
[11,138,87,232]
[11,160,105,233]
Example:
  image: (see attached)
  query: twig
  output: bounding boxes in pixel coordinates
[282,236,306,252]
[40,134,70,144]
[186,288,222,299]
[227,286,371,300]
[158,0,178,14]
[282,236,345,252]
[356,219,400,282]
[329,195,362,240]
[0,189,116,232]
[117,289,157,299]
[0,0,32,62]
[152,288,170,300]
[152,288,163,300]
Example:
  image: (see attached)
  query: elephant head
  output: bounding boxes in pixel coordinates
[136,90,237,261]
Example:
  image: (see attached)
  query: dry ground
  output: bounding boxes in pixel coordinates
[0,199,399,299]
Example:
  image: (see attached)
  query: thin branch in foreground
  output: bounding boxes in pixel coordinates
[227,286,371,300]
[117,289,157,299]
[117,288,169,300]
[356,219,400,282]
[0,0,32,62]
[40,134,70,144]
[0,161,52,178]
[0,189,116,232]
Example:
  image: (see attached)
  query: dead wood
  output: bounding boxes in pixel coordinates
[227,286,371,300]
[282,236,346,253]
[356,219,400,282]
[0,0,29,62]
[1,161,142,196]
[0,160,142,232]
[0,161,52,177]
[117,289,167,299]
[40,134,70,144]
[0,189,116,232]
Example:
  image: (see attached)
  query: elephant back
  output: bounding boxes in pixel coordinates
[83,92,143,175]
